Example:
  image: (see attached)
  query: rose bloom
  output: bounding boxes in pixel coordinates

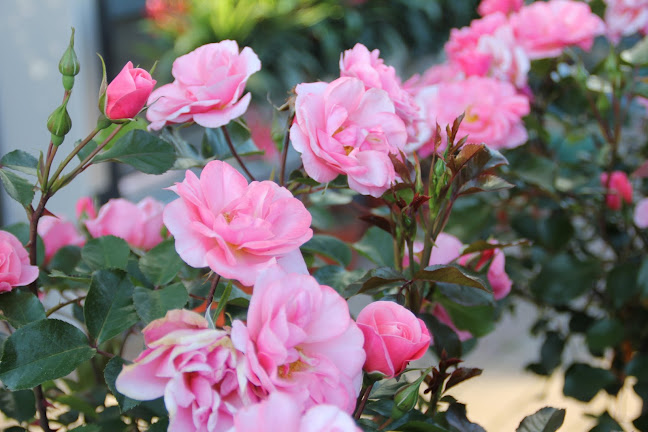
[85,197,165,250]
[147,41,261,130]
[510,0,605,59]
[445,13,529,88]
[290,77,407,197]
[116,310,254,431]
[104,61,156,120]
[478,0,523,16]
[163,161,312,286]
[340,43,420,142]
[0,230,39,293]
[356,301,431,378]
[233,392,360,432]
[634,198,648,228]
[601,171,633,211]
[76,196,97,219]
[459,247,512,300]
[231,266,365,413]
[37,215,85,263]
[414,76,530,156]
[604,0,648,42]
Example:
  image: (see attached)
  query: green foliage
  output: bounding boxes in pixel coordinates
[516,407,565,432]
[139,239,184,286]
[0,150,39,176]
[0,290,46,329]
[0,168,34,206]
[563,364,616,402]
[93,129,177,174]
[81,236,130,271]
[104,356,141,412]
[133,283,189,324]
[302,234,353,267]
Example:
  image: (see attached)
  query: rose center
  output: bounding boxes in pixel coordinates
[465,106,479,123]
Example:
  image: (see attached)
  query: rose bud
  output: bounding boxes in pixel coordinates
[104,61,156,120]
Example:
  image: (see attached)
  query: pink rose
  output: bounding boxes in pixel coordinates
[414,76,530,156]
[604,0,648,42]
[510,0,605,59]
[116,310,254,431]
[634,198,648,228]
[601,171,633,211]
[0,230,39,293]
[146,41,261,130]
[163,161,312,286]
[104,62,156,120]
[233,392,361,432]
[432,304,472,342]
[356,301,431,378]
[76,196,97,220]
[340,44,420,142]
[478,0,523,16]
[85,197,165,250]
[37,216,85,263]
[290,77,407,197]
[231,266,365,413]
[459,248,512,300]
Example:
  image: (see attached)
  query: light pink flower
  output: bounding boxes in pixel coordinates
[85,197,165,250]
[0,230,39,293]
[105,62,156,120]
[246,107,280,162]
[232,392,361,432]
[445,13,529,87]
[231,266,365,413]
[404,63,465,94]
[340,43,420,142]
[146,41,261,130]
[604,0,648,42]
[601,171,633,211]
[76,196,97,219]
[356,301,431,378]
[116,310,254,431]
[432,304,472,342]
[634,198,648,228]
[37,216,85,263]
[459,248,512,300]
[510,0,605,59]
[478,0,523,16]
[290,77,407,197]
[402,234,464,269]
[414,76,530,156]
[163,161,312,286]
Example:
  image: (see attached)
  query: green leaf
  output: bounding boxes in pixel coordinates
[75,139,98,161]
[133,283,188,324]
[0,389,36,422]
[202,126,261,160]
[81,235,130,271]
[55,394,98,419]
[586,319,624,353]
[445,402,486,432]
[302,234,352,267]
[93,129,176,175]
[437,283,494,306]
[420,313,462,358]
[85,270,138,345]
[589,411,623,432]
[415,265,488,291]
[0,150,38,176]
[104,356,141,412]
[638,258,648,299]
[620,35,648,65]
[353,226,395,267]
[606,262,640,309]
[345,267,406,297]
[530,254,598,305]
[437,298,494,338]
[0,168,34,206]
[148,418,170,432]
[458,174,514,196]
[516,407,565,432]
[512,155,557,191]
[0,290,46,328]
[313,265,365,295]
[49,245,82,274]
[528,331,564,376]
[139,239,183,286]
[563,363,616,402]
[0,319,95,390]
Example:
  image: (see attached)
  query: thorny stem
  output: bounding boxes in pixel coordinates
[206,274,221,309]
[221,125,255,181]
[47,126,101,190]
[34,385,52,432]
[279,112,295,186]
[353,382,374,420]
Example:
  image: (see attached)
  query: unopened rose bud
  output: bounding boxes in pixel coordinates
[47,103,72,143]
[58,28,80,77]
[393,380,421,413]
[104,62,156,121]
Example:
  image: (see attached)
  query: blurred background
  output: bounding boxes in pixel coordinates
[0,0,641,430]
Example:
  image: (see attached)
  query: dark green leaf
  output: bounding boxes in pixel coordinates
[586,319,624,353]
[148,418,170,432]
[55,394,98,419]
[353,226,395,267]
[437,283,494,306]
[49,245,82,274]
[302,234,352,267]
[445,368,482,391]
[445,402,486,432]
[93,129,176,175]
[606,262,639,309]
[345,267,406,297]
[516,407,565,432]
[620,35,648,65]
[437,298,494,338]
[415,265,488,291]
[461,239,529,255]
[75,139,98,161]
[104,356,141,412]
[0,290,46,328]
[139,239,183,286]
[202,127,261,160]
[0,389,36,422]
[530,254,598,305]
[85,270,138,345]
[0,319,95,390]
[563,363,616,402]
[313,265,365,295]
[133,283,189,324]
[81,235,130,271]
[459,174,514,196]
[638,258,648,299]
[589,411,623,432]
[0,150,38,176]
[513,155,557,191]
[0,168,34,206]
[212,280,232,324]
[421,313,462,358]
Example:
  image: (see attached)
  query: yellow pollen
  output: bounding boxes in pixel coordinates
[465,106,479,123]
[223,212,233,224]
[278,359,309,379]
[344,145,354,155]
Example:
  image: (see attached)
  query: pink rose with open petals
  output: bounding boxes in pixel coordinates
[634,198,648,228]
[510,0,605,59]
[356,301,431,378]
[147,41,261,130]
[340,44,420,142]
[601,171,633,211]
[164,161,312,286]
[605,0,648,42]
[105,62,156,120]
[85,197,165,250]
[290,77,407,197]
[231,266,365,413]
[233,392,361,432]
[478,0,523,16]
[414,76,529,156]
[116,310,254,431]
[0,230,39,293]
[37,216,85,263]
